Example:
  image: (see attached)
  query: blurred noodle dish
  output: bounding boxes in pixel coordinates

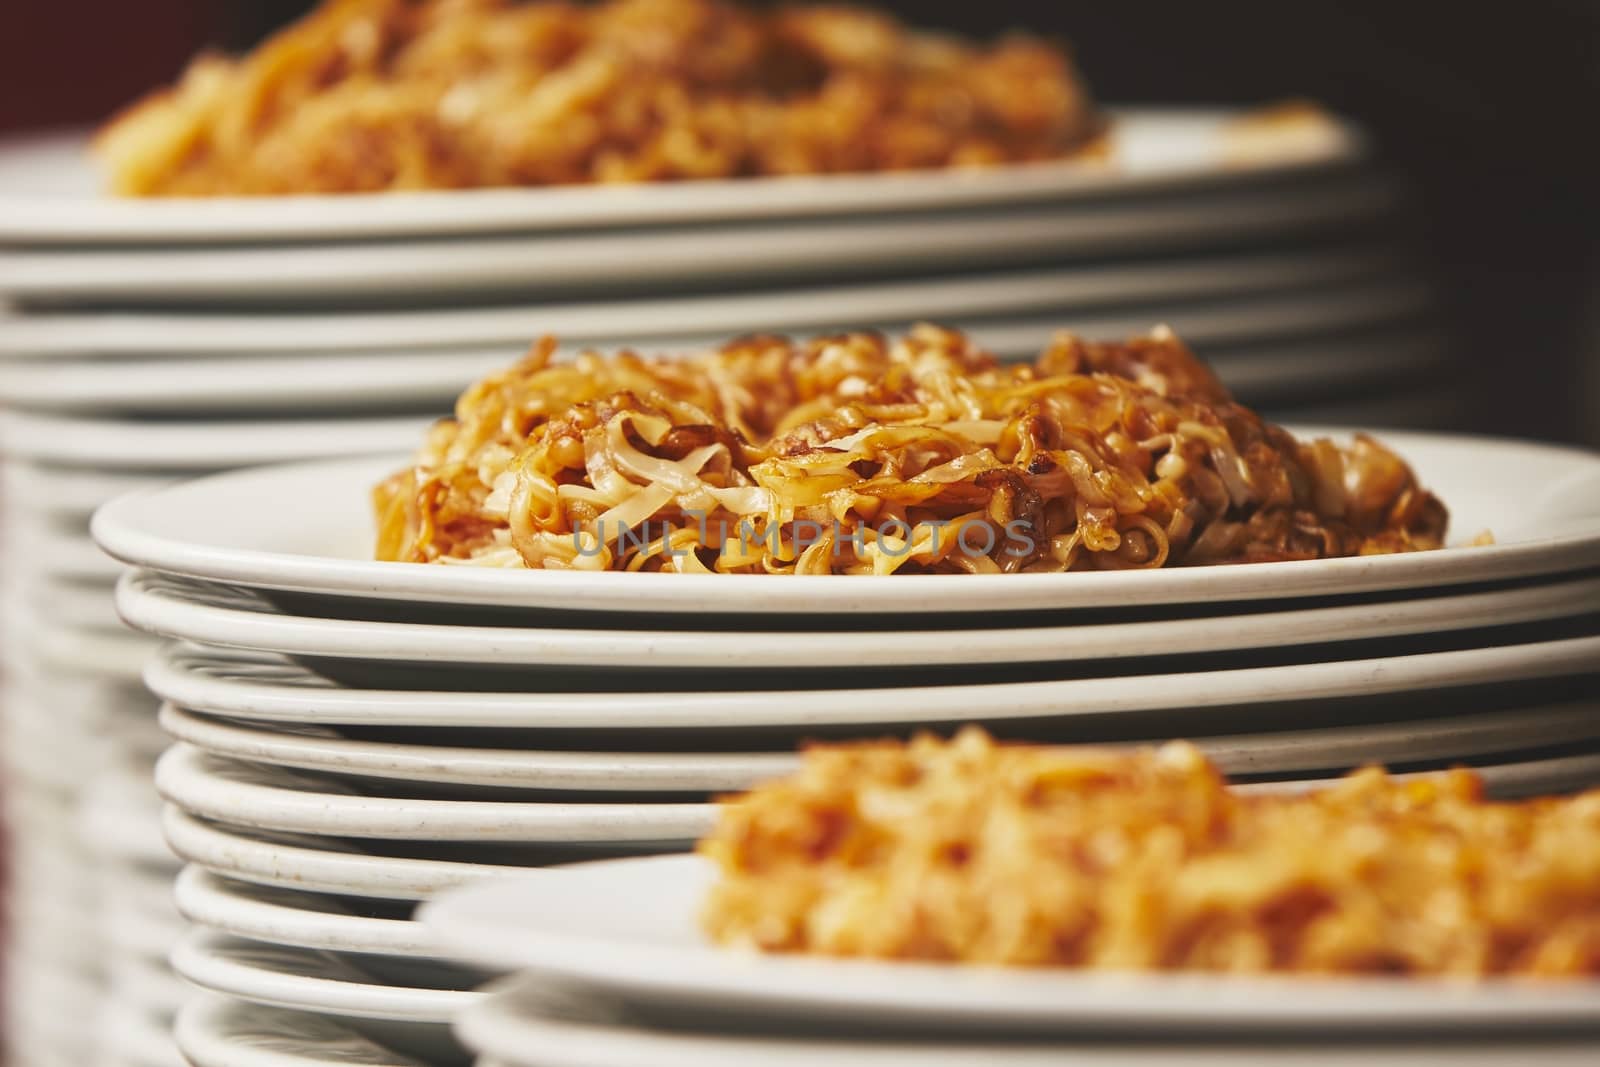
[699,728,1600,976]
[372,326,1449,574]
[96,0,1103,196]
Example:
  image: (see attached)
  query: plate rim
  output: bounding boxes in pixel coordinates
[161,806,524,902]
[175,866,445,960]
[0,108,1366,244]
[171,930,473,1024]
[0,187,1395,300]
[139,632,1600,730]
[175,995,431,1067]
[0,261,1422,360]
[420,854,1600,1031]
[91,432,1600,614]
[457,973,1600,1067]
[155,745,716,842]
[116,567,1600,668]
[153,697,1600,788]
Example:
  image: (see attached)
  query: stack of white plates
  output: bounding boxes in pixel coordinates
[0,110,1455,427]
[88,428,1600,1066]
[414,858,1600,1067]
[0,418,424,1067]
[0,105,1501,1065]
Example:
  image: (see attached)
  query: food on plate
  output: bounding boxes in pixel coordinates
[700,728,1600,976]
[98,0,1102,196]
[373,324,1448,573]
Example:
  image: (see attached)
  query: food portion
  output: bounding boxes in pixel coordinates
[373,325,1447,574]
[700,728,1600,976]
[98,0,1101,196]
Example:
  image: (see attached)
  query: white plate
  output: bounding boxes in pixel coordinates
[92,432,1600,614]
[143,635,1600,731]
[157,745,715,843]
[176,997,430,1067]
[0,263,1425,362]
[154,698,1600,790]
[171,931,475,1024]
[463,976,1600,1067]
[0,183,1394,304]
[116,567,1600,669]
[162,807,530,902]
[175,867,449,961]
[155,732,1600,856]
[0,411,428,469]
[422,855,1600,1034]
[0,324,1447,416]
[0,109,1363,245]
[159,704,801,791]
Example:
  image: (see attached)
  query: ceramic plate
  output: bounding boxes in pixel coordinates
[0,185,1393,304]
[92,432,1600,614]
[0,109,1362,244]
[116,567,1600,669]
[156,698,1600,791]
[460,975,1600,1067]
[142,635,1600,731]
[156,746,714,843]
[158,704,800,791]
[0,325,1446,416]
[162,807,532,902]
[422,855,1600,1034]
[0,265,1424,360]
[175,867,450,961]
[176,997,430,1067]
[171,931,474,1030]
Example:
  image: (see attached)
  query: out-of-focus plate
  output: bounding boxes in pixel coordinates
[0,183,1392,304]
[0,324,1445,416]
[115,567,1600,670]
[175,997,429,1067]
[154,697,1600,792]
[170,933,469,1063]
[422,855,1600,1035]
[460,975,1600,1067]
[138,633,1600,731]
[0,265,1423,359]
[0,109,1363,244]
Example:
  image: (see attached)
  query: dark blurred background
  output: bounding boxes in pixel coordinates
[4,1,1596,444]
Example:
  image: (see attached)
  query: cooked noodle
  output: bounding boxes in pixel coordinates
[373,325,1448,574]
[98,0,1102,196]
[700,728,1600,975]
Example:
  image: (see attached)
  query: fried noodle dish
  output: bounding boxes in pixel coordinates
[700,729,1600,975]
[373,325,1447,574]
[97,0,1101,196]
